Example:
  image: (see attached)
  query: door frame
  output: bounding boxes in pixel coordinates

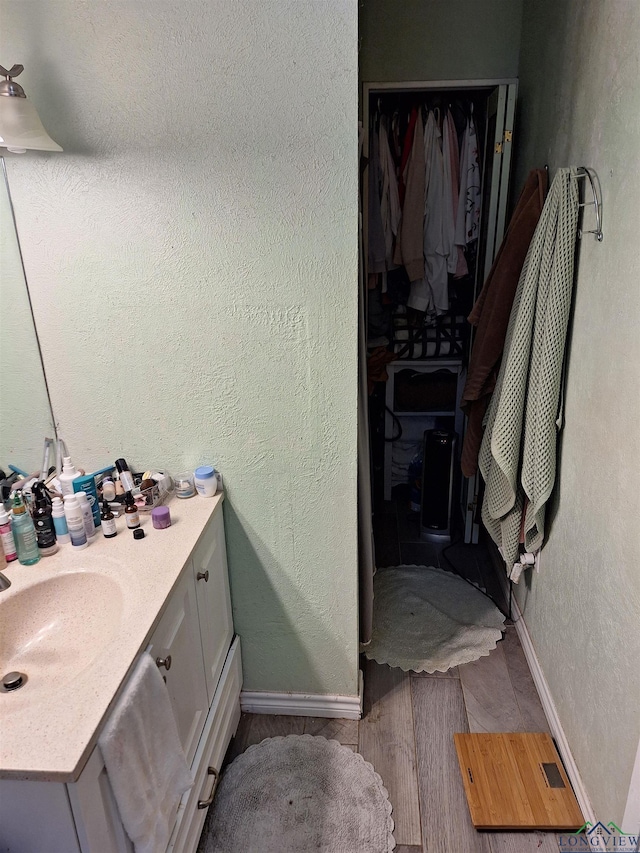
[360,78,518,548]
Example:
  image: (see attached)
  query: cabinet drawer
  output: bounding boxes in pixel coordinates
[167,636,242,853]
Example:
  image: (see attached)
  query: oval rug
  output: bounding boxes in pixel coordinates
[198,735,395,853]
[364,565,506,672]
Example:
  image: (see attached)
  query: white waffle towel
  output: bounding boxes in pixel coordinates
[479,168,579,569]
[99,652,194,853]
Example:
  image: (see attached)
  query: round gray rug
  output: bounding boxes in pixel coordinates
[364,565,505,672]
[198,735,395,853]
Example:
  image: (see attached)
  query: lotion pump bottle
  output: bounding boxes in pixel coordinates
[11,492,40,565]
[75,491,97,540]
[63,494,88,549]
[115,458,135,493]
[59,456,82,497]
[51,497,70,544]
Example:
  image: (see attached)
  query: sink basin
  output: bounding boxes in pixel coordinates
[0,571,124,691]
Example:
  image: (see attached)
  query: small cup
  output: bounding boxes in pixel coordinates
[173,472,195,499]
[152,506,171,529]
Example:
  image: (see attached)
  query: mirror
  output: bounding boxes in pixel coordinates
[0,157,57,478]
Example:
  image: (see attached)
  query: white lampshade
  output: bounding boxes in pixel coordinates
[0,94,62,153]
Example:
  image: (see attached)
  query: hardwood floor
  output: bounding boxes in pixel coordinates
[358,659,422,846]
[219,494,561,851]
[222,630,559,851]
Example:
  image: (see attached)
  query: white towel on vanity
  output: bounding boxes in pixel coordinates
[99,652,194,853]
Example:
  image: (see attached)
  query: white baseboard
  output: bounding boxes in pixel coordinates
[240,670,364,720]
[493,564,596,825]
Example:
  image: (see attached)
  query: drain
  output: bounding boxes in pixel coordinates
[0,671,28,692]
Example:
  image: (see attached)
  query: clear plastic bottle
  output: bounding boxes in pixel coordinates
[11,492,40,565]
[63,494,89,549]
[101,475,116,502]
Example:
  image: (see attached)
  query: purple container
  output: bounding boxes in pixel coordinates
[151,506,171,529]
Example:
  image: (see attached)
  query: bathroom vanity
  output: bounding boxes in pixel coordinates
[0,494,241,853]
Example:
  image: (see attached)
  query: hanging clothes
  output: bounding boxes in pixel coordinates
[478,169,580,574]
[441,109,457,276]
[461,168,548,477]
[419,111,449,315]
[395,108,425,283]
[378,115,401,270]
[367,118,386,274]
[444,109,468,278]
[397,107,418,206]
[456,110,481,248]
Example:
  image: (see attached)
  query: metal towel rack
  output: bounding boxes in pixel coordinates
[543,165,604,242]
[575,166,603,242]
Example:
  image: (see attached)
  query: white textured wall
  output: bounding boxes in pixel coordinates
[359,0,522,82]
[514,0,640,823]
[1,1,360,697]
[0,173,56,472]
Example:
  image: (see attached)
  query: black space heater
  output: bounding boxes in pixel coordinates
[420,429,456,541]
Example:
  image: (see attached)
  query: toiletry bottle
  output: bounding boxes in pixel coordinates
[32,480,53,508]
[51,497,71,544]
[100,501,117,538]
[75,491,97,540]
[194,465,217,497]
[0,507,18,563]
[114,472,125,496]
[115,458,135,493]
[124,491,140,529]
[32,484,59,556]
[59,456,82,497]
[63,495,88,549]
[101,475,116,502]
[11,492,40,565]
[73,474,101,529]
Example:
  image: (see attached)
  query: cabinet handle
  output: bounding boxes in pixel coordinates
[197,766,220,809]
[197,570,209,582]
[156,655,172,670]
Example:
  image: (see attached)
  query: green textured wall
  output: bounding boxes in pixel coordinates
[359,0,523,82]
[514,0,640,825]
[1,0,360,698]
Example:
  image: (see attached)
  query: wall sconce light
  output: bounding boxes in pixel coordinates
[0,63,62,153]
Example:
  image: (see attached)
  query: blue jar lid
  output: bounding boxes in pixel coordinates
[194,465,215,479]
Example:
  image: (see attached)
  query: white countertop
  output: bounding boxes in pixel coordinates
[0,493,224,782]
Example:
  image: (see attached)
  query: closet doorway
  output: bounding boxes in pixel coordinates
[359,79,517,640]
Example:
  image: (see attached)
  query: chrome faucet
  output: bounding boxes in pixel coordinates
[0,571,11,591]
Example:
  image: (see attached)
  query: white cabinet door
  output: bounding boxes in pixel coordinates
[0,778,82,853]
[147,567,209,767]
[191,508,234,705]
[67,746,134,853]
